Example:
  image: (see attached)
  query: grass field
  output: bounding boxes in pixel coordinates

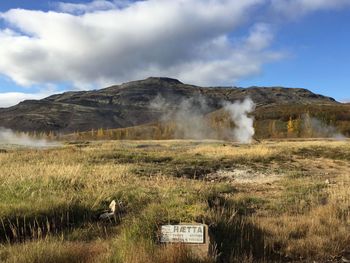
[0,139,349,262]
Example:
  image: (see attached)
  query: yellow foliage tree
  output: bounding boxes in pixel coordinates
[287,117,295,137]
[270,120,277,138]
[97,128,104,139]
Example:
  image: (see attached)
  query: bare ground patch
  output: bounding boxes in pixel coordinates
[206,167,283,184]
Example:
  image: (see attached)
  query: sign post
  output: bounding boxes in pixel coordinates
[160,223,210,258]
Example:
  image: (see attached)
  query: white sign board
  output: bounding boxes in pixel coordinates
[160,224,205,244]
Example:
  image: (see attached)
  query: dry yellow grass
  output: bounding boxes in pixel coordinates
[257,200,349,259]
[0,239,108,263]
[0,139,349,262]
[188,143,281,160]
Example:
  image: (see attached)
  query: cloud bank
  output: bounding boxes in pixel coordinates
[0,91,53,108]
[0,0,349,107]
[0,0,276,90]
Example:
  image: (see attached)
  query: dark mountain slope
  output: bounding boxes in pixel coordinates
[0,77,339,133]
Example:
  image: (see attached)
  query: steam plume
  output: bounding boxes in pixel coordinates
[302,114,345,139]
[150,95,256,143]
[150,95,212,139]
[223,98,256,143]
[0,127,56,147]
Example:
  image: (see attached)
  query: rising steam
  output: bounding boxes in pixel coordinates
[150,95,212,139]
[302,114,345,139]
[223,98,256,143]
[150,95,256,143]
[0,127,56,147]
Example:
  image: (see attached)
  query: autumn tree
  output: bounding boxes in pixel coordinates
[287,117,295,137]
[270,120,278,138]
[96,128,104,139]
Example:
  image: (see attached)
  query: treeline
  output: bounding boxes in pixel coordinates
[13,104,350,141]
[264,113,329,138]
[16,119,347,141]
[63,112,348,141]
[64,119,236,141]
[255,104,350,138]
[12,130,58,140]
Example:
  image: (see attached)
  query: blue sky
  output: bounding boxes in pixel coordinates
[0,0,90,11]
[0,0,349,107]
[239,9,350,101]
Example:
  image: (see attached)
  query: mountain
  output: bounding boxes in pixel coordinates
[0,77,347,137]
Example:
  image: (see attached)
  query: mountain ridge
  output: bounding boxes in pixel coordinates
[0,77,342,134]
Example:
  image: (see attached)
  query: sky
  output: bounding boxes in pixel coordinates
[0,0,349,107]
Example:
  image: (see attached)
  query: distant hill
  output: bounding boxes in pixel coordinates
[1,77,349,138]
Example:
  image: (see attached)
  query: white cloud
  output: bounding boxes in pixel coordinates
[0,0,271,89]
[161,23,282,86]
[0,91,53,108]
[0,0,349,102]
